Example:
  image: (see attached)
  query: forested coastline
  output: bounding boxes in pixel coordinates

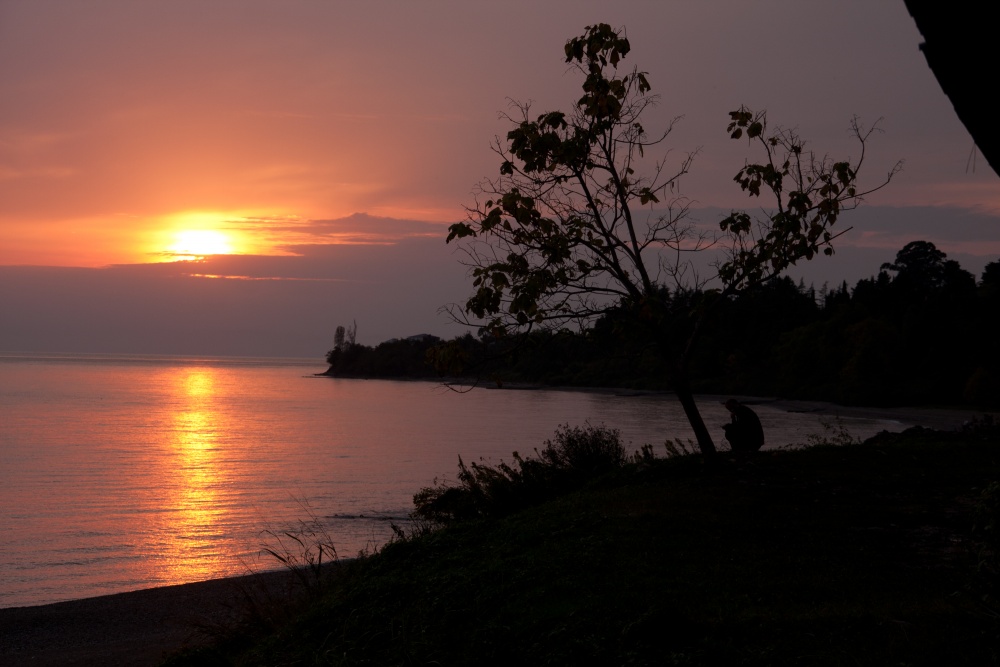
[322,240,1000,409]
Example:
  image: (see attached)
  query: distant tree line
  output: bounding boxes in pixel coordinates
[321,240,999,409]
[322,327,444,379]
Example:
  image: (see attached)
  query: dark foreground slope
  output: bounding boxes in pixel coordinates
[173,427,1000,666]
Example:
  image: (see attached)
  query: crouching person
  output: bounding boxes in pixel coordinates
[723,398,764,454]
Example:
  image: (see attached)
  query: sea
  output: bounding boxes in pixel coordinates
[0,352,907,608]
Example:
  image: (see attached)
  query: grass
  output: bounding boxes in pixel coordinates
[165,424,1000,666]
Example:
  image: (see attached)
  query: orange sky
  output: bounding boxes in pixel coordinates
[4,1,999,267]
[2,1,999,354]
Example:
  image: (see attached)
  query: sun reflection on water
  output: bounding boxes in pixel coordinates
[159,368,232,583]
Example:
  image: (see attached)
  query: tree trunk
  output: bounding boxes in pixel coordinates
[647,297,719,458]
[672,370,717,457]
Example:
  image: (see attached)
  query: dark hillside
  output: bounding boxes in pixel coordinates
[169,425,1000,666]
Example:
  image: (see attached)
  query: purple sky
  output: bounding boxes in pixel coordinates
[1,1,998,357]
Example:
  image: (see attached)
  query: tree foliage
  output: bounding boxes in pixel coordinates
[446,24,898,454]
[718,109,897,289]
[447,23,698,334]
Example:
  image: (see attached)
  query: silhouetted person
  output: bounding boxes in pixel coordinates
[723,398,764,453]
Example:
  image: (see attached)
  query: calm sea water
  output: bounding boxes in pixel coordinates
[0,353,905,608]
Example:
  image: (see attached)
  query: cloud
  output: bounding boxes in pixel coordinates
[1,235,472,357]
[4,205,997,357]
[824,205,1000,253]
[5,1,998,269]
[689,204,1000,249]
[162,212,458,261]
[299,213,450,239]
[643,204,1000,290]
[224,212,451,250]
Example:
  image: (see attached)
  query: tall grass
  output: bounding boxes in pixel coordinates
[259,515,338,596]
[805,416,863,447]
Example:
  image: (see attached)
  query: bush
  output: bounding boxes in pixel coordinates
[413,424,627,523]
[536,423,628,471]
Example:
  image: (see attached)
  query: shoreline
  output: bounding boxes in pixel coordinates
[314,370,991,431]
[2,378,990,665]
[747,396,989,432]
[0,566,330,666]
[0,426,992,667]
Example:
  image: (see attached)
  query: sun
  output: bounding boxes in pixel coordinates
[167,230,234,260]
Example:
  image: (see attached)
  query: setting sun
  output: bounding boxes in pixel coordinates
[167,230,233,260]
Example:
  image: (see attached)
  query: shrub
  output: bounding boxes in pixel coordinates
[537,423,628,471]
[413,424,627,523]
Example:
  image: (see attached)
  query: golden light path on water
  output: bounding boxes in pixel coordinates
[161,369,227,583]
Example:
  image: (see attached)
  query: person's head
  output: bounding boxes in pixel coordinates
[725,398,739,413]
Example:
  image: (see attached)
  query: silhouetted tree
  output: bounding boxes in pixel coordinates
[446,23,898,455]
[767,240,993,406]
[982,261,1000,295]
[333,326,346,353]
[325,320,359,367]
[881,240,975,298]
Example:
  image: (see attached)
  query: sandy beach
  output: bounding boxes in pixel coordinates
[0,568,320,666]
[743,397,990,432]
